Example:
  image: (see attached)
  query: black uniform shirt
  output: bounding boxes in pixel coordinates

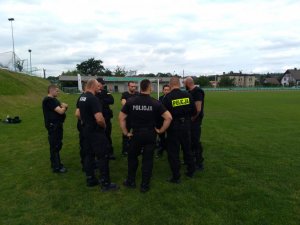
[121,91,138,101]
[42,96,65,127]
[162,88,195,119]
[96,90,114,119]
[78,91,103,131]
[159,95,166,103]
[76,93,84,131]
[189,86,205,119]
[121,93,167,129]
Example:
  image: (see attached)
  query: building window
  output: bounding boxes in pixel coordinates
[114,85,118,92]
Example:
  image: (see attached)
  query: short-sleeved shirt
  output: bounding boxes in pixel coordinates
[159,95,167,103]
[96,90,114,119]
[77,91,103,131]
[76,93,85,130]
[121,93,167,129]
[42,96,66,127]
[162,88,195,120]
[121,91,138,101]
[189,86,205,119]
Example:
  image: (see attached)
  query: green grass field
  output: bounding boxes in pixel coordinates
[1,69,300,225]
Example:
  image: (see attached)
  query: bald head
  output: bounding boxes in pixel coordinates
[184,76,195,90]
[85,79,100,94]
[169,77,181,90]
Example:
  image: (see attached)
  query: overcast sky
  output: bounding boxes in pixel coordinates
[1,0,300,77]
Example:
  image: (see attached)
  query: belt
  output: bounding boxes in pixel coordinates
[173,117,190,123]
[82,124,104,132]
[132,127,154,132]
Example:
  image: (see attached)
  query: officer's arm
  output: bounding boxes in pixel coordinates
[54,105,67,115]
[75,108,81,120]
[155,111,172,134]
[192,101,202,121]
[119,111,132,137]
[94,112,106,128]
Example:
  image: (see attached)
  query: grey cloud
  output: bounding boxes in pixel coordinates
[153,46,185,55]
[128,29,175,45]
[259,38,300,51]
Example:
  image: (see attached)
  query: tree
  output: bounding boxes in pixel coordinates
[101,68,113,76]
[61,70,79,76]
[157,72,172,77]
[76,58,104,76]
[219,76,235,87]
[114,66,126,77]
[47,76,59,84]
[195,76,210,87]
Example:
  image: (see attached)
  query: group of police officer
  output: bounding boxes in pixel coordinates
[42,76,205,193]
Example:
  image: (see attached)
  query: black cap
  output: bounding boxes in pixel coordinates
[97,77,105,84]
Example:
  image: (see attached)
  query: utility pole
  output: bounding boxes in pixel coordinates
[28,49,32,75]
[8,18,16,71]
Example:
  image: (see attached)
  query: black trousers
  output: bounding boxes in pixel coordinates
[191,119,204,166]
[47,123,63,170]
[127,128,156,186]
[158,132,167,151]
[105,118,114,155]
[122,121,131,154]
[82,128,110,184]
[167,120,195,179]
[79,129,85,166]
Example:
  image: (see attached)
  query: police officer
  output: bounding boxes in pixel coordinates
[76,82,86,170]
[184,77,205,170]
[162,77,196,183]
[96,78,116,160]
[75,79,118,191]
[120,81,138,156]
[42,84,68,173]
[156,84,171,157]
[119,79,172,192]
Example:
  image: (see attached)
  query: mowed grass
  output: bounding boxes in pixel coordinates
[0,71,300,225]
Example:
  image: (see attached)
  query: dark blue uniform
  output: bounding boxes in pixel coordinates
[189,86,205,169]
[121,93,166,190]
[42,96,66,172]
[121,91,138,155]
[78,91,111,187]
[162,88,196,181]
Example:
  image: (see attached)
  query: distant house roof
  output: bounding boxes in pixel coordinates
[59,76,171,82]
[284,69,300,80]
[264,78,280,85]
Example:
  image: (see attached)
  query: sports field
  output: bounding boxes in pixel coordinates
[0,70,300,225]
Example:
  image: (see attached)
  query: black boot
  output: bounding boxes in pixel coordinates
[86,176,99,187]
[52,152,67,173]
[140,183,150,193]
[101,182,119,192]
[123,179,136,188]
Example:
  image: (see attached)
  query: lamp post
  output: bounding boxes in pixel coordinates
[8,18,16,71]
[28,49,32,75]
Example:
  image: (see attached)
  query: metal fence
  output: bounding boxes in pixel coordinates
[202,87,300,92]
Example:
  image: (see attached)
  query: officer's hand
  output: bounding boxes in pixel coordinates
[61,103,68,108]
[155,128,161,134]
[126,132,133,139]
